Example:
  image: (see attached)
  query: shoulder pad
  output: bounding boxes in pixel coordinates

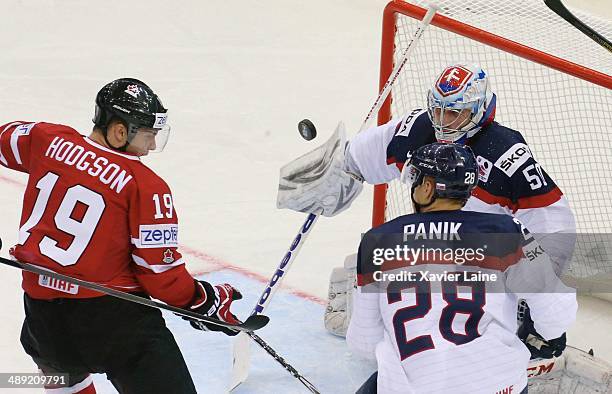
[471,123,532,178]
[395,108,428,137]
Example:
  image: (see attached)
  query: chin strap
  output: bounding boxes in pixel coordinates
[102,127,130,152]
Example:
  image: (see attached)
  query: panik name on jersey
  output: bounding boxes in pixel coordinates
[403,221,462,241]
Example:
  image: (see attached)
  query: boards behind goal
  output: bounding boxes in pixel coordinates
[373,0,612,286]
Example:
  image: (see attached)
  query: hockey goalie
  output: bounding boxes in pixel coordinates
[277,63,612,393]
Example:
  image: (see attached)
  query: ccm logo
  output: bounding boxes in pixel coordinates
[139,224,178,248]
[494,143,532,176]
[254,214,317,314]
[527,361,555,377]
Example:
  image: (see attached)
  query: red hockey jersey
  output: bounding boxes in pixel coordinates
[0,121,195,307]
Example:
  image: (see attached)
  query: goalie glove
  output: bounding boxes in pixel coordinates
[518,307,567,359]
[277,122,363,217]
[184,281,242,336]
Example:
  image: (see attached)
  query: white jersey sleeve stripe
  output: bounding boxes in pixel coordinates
[43,374,93,393]
[10,123,36,165]
[131,254,184,273]
[515,195,576,234]
[10,127,23,165]
[0,122,21,166]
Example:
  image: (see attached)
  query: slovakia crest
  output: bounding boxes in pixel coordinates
[125,84,141,98]
[435,66,473,97]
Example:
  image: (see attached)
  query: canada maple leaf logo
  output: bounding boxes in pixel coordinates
[163,249,175,264]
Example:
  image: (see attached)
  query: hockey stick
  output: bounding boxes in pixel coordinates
[362,4,440,130]
[0,253,320,391]
[229,3,439,391]
[246,331,321,394]
[544,0,612,53]
[0,256,269,332]
[229,212,319,391]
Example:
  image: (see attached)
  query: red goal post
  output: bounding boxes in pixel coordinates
[373,0,612,283]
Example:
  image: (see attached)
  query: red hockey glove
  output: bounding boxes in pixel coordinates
[185,280,243,336]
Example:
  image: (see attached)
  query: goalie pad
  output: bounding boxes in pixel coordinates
[324,254,357,337]
[277,122,363,217]
[528,346,612,393]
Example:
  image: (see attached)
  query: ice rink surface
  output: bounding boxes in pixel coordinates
[0,0,610,393]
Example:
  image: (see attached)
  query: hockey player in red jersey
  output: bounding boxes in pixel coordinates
[346,143,577,393]
[0,78,242,393]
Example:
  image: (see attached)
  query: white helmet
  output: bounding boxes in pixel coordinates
[427,64,496,143]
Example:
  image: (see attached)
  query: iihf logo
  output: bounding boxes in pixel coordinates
[436,66,473,97]
[125,84,141,98]
[477,155,492,183]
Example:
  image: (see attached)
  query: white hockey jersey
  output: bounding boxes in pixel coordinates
[346,210,577,393]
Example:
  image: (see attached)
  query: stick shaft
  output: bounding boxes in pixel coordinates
[544,0,611,52]
[251,213,319,315]
[247,332,321,394]
[229,213,319,390]
[0,256,267,332]
[360,5,439,132]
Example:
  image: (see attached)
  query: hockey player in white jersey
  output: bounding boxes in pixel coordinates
[278,63,576,337]
[345,143,577,393]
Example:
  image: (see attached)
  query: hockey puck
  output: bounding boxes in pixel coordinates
[298,119,317,141]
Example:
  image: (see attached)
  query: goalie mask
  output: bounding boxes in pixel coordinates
[93,78,170,154]
[427,64,496,143]
[401,143,478,211]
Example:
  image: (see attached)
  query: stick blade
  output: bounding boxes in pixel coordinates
[240,315,269,331]
[229,332,252,391]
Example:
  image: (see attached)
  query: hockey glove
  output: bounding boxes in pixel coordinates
[518,307,567,359]
[185,281,243,336]
[277,122,363,217]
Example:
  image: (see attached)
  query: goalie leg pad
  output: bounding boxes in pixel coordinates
[324,254,357,337]
[528,346,612,393]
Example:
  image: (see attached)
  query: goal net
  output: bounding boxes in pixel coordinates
[374,0,612,285]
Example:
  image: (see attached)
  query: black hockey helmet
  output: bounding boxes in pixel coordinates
[93,78,170,152]
[401,142,478,203]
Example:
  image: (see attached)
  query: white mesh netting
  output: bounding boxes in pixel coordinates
[380,0,612,282]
